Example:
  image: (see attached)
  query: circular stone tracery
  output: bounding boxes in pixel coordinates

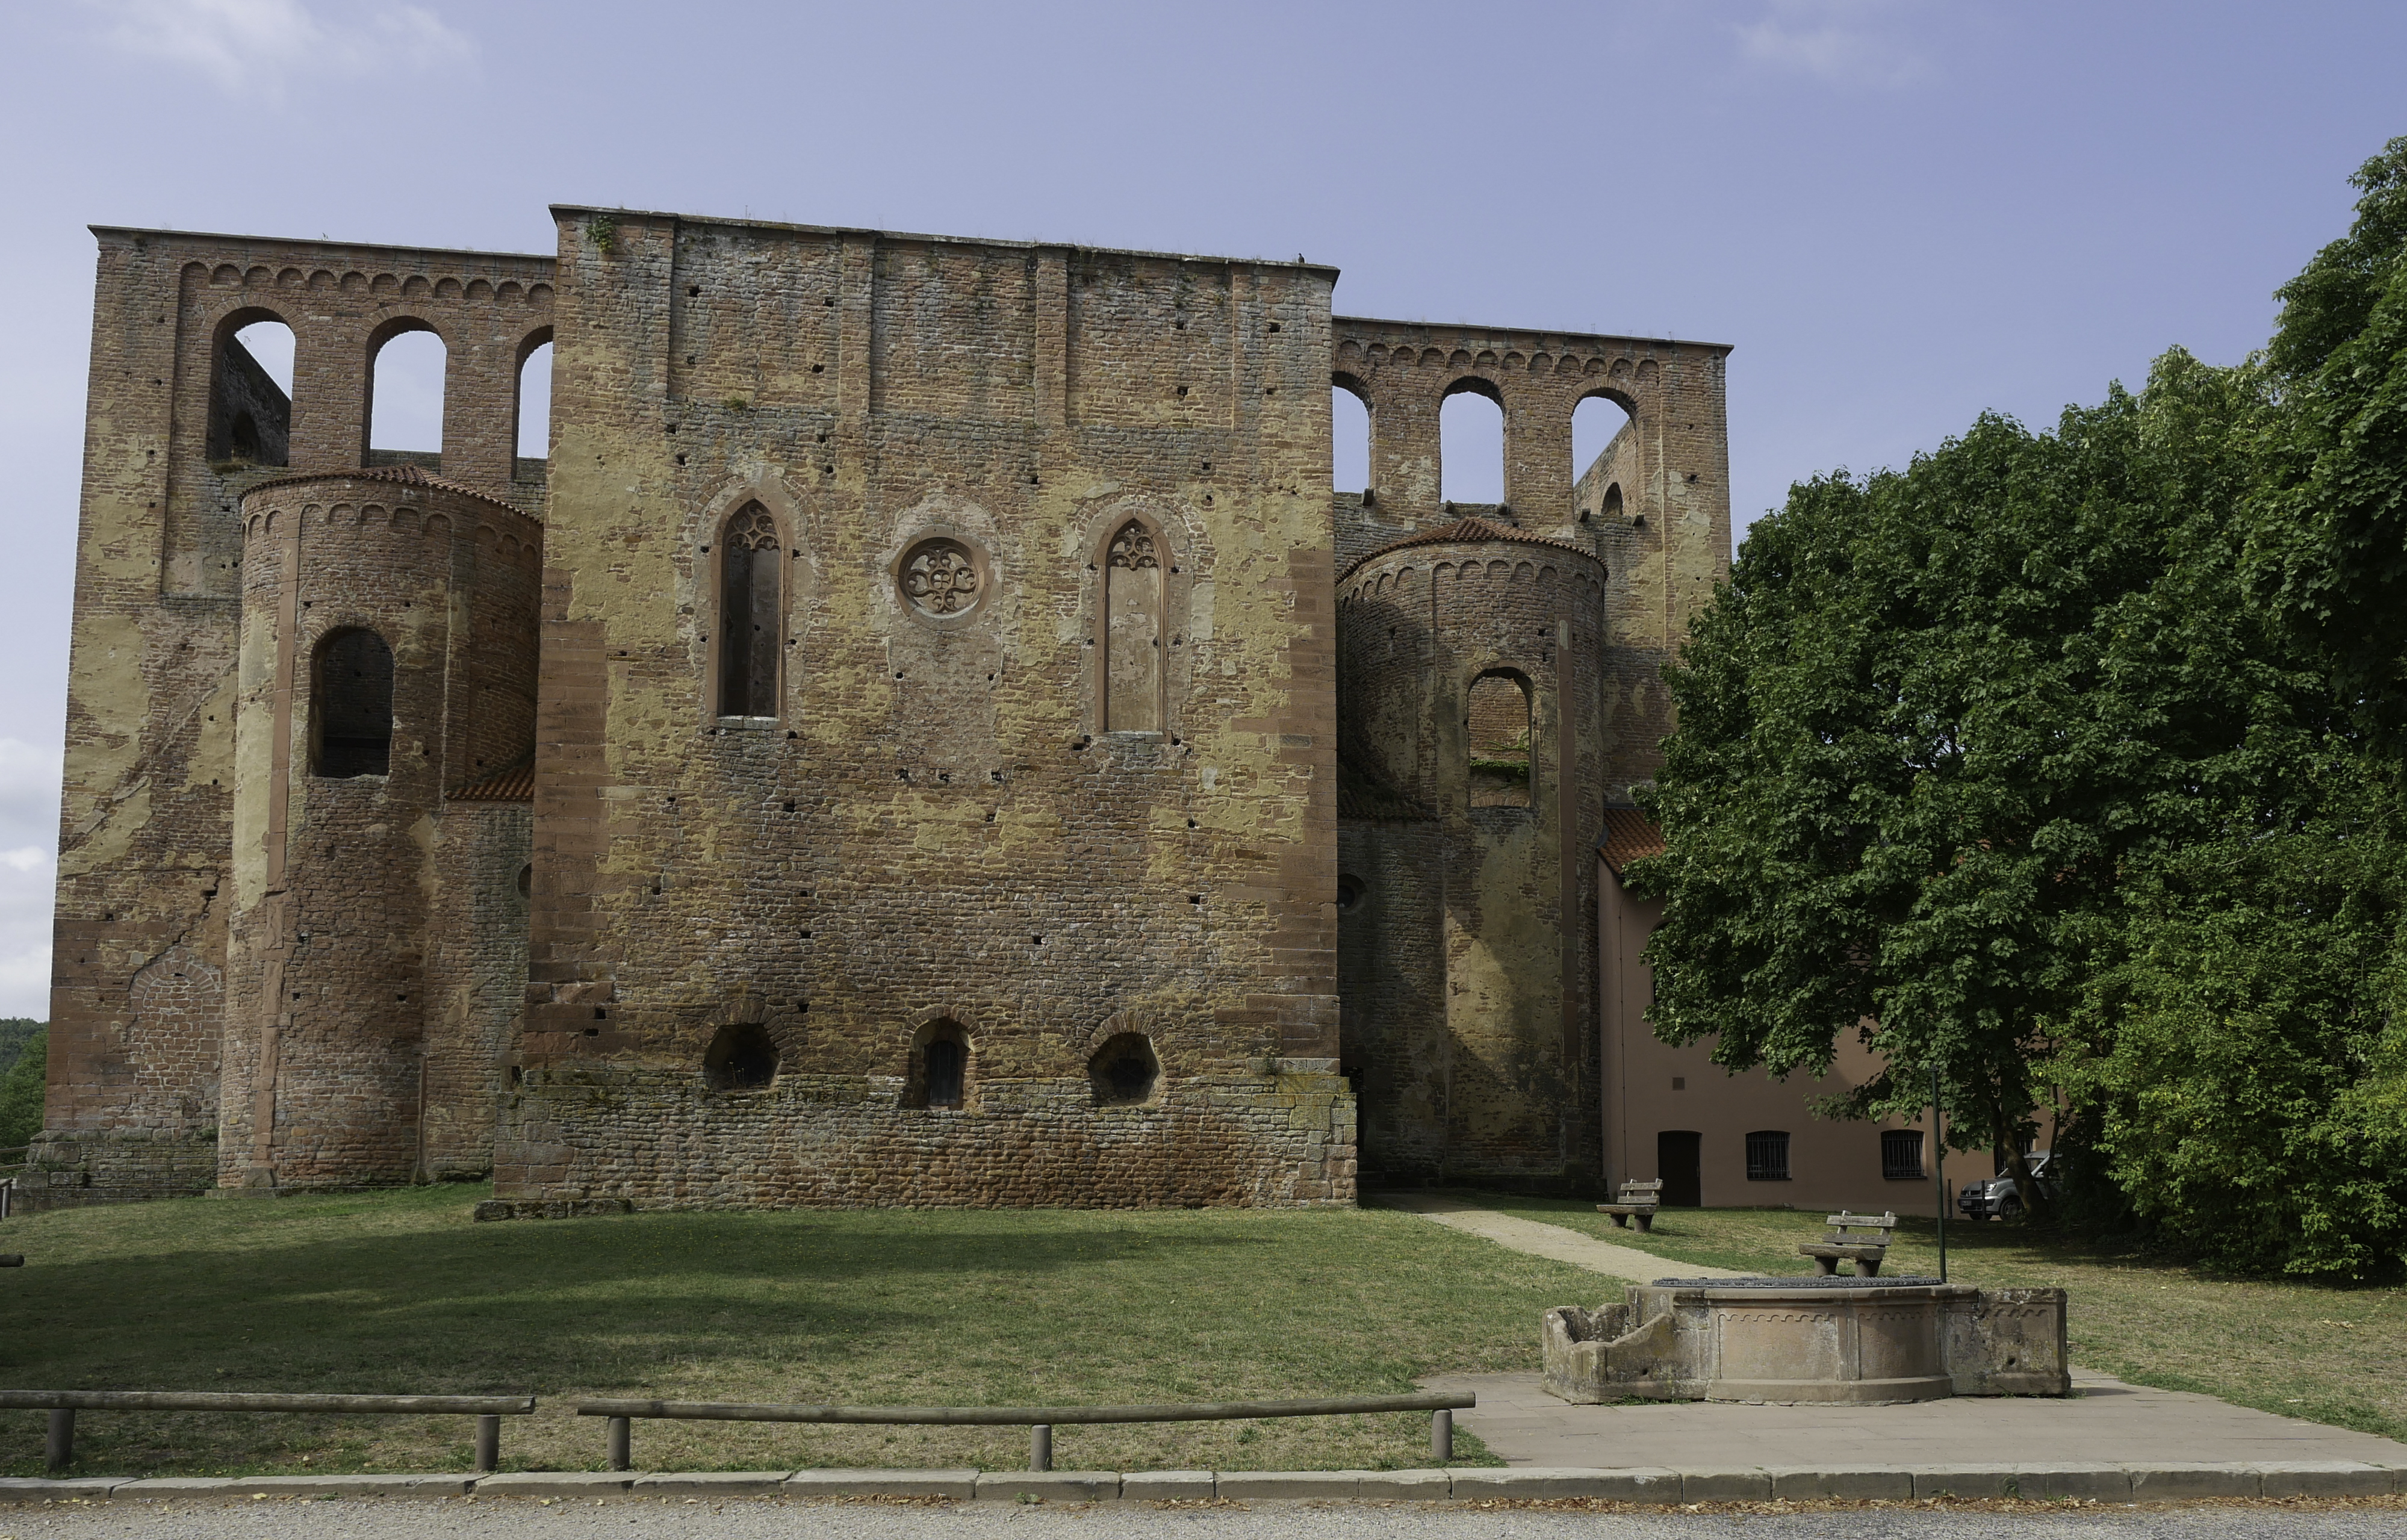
[899,538,983,617]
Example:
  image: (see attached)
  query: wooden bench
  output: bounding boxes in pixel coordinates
[1797,1211,1896,1276]
[1595,1179,1664,1232]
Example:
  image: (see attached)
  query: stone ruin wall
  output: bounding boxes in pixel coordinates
[501,211,1353,1208]
[33,231,551,1205]
[219,473,540,1192]
[1336,534,1608,1187]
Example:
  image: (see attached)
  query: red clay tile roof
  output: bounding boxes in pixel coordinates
[447,760,534,803]
[243,462,536,521]
[1598,807,1665,874]
[1340,514,1599,583]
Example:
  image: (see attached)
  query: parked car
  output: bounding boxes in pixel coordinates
[1956,1151,2063,1220]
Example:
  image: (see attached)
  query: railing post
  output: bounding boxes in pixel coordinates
[46,1408,73,1473]
[1430,1408,1452,1463]
[1029,1423,1052,1472]
[607,1415,632,1473]
[474,1414,501,1473]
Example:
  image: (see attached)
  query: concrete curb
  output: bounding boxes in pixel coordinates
[5,1462,2405,1504]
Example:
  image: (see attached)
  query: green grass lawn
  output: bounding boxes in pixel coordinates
[0,1186,1606,1479]
[1467,1193,2407,1448]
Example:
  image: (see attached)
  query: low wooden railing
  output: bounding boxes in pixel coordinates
[0,1391,536,1474]
[574,1390,1476,1471]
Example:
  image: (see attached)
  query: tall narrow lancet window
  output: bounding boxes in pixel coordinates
[313,629,394,778]
[1104,518,1163,733]
[717,503,781,718]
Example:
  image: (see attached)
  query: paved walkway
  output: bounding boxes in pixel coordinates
[1424,1368,2407,1471]
[1383,1193,2407,1471]
[1368,1193,1751,1282]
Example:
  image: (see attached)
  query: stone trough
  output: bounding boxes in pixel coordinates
[1543,1278,2069,1406]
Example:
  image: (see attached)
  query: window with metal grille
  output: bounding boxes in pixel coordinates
[1881,1129,1925,1180]
[1744,1130,1790,1181]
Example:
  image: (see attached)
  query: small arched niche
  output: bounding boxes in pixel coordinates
[1101,516,1166,734]
[311,627,394,778]
[703,1022,780,1092]
[905,1018,973,1110]
[1087,1031,1161,1107]
[1466,669,1531,809]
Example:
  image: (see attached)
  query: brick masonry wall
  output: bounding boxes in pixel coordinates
[49,231,550,1203]
[220,472,539,1190]
[1337,535,1607,1188]
[507,211,1351,1209]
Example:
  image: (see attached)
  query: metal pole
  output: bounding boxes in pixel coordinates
[607,1415,631,1473]
[45,1408,72,1473]
[1931,1060,1948,1285]
[474,1414,500,1474]
[1029,1424,1052,1472]
[1430,1408,1452,1463]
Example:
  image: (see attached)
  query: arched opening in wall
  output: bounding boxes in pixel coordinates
[1088,1031,1161,1107]
[703,1023,780,1091]
[1601,483,1624,521]
[905,1018,972,1109]
[1440,380,1504,509]
[367,324,446,471]
[1466,670,1532,809]
[716,501,783,718]
[1573,394,1634,521]
[208,313,294,467]
[1101,517,1164,733]
[1331,376,1371,501]
[311,628,394,778]
[514,331,553,483]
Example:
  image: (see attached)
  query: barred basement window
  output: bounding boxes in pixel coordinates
[703,1023,780,1091]
[1745,1130,1791,1182]
[1881,1129,1926,1181]
[1088,1031,1160,1107]
[907,1018,971,1110]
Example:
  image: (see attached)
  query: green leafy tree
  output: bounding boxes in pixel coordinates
[0,1028,44,1153]
[2245,136,2407,738]
[1629,351,2325,1217]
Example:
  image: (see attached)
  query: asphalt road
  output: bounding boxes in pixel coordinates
[5,1500,2407,1540]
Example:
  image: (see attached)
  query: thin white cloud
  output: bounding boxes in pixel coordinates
[85,0,473,97]
[1730,0,1934,90]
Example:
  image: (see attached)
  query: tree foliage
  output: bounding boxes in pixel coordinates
[0,1028,44,1152]
[1633,138,2407,1273]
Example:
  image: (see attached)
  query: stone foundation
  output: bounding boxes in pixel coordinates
[494,1065,1355,1209]
[17,1131,219,1210]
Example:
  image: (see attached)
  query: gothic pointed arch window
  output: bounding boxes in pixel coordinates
[716,501,783,718]
[1103,517,1164,733]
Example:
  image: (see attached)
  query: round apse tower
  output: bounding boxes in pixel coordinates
[221,464,541,1191]
[1334,515,1610,1188]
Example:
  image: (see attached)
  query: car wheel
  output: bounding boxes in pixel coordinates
[1999,1194,2023,1220]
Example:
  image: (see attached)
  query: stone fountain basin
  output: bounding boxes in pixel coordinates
[1543,1278,2069,1406]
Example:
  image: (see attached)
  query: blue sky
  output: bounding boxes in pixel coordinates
[0,0,2399,1017]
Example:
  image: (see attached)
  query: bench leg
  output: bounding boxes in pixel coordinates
[1608,1212,1627,1228]
[1861,1256,1882,1277]
[1812,1255,1837,1276]
[1634,1213,1653,1233]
